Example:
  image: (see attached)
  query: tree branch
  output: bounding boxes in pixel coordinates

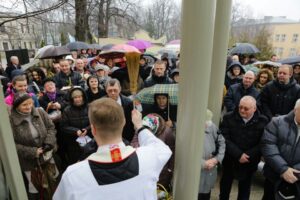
[0,0,68,27]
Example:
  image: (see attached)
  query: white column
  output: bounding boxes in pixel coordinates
[173,0,217,199]
[208,0,233,126]
[0,84,28,199]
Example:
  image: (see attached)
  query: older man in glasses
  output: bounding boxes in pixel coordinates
[219,96,268,200]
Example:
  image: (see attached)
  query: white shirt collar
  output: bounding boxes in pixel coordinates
[117,96,122,105]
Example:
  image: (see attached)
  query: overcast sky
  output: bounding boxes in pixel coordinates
[233,0,300,20]
[2,0,300,21]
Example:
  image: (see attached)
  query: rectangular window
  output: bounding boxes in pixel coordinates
[275,34,280,42]
[21,24,24,33]
[289,48,297,56]
[281,34,286,42]
[2,42,9,51]
[32,25,35,34]
[292,34,299,43]
[24,42,27,49]
[29,42,33,49]
[278,47,284,57]
[0,25,5,32]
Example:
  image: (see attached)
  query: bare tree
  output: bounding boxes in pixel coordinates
[0,0,67,27]
[141,0,180,40]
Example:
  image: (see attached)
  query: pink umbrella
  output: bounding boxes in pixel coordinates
[111,44,141,53]
[168,40,180,45]
[127,39,152,50]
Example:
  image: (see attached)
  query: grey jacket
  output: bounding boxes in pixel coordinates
[261,111,300,183]
[199,122,225,193]
[9,107,56,171]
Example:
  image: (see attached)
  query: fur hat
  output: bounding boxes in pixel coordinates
[13,92,32,109]
[142,114,160,134]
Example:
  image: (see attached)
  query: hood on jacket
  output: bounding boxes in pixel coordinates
[226,61,245,74]
[170,68,179,79]
[68,87,88,107]
[226,61,245,81]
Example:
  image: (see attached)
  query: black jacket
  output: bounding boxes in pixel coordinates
[224,83,260,112]
[118,95,135,142]
[261,111,300,183]
[85,88,106,103]
[53,70,85,89]
[60,87,91,164]
[260,78,300,120]
[220,110,268,179]
[143,71,173,88]
[5,63,21,80]
[38,90,67,113]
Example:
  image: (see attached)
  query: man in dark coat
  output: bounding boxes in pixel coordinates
[5,56,21,80]
[260,64,300,120]
[219,96,268,200]
[53,59,85,89]
[224,70,259,112]
[261,99,300,200]
[144,60,173,88]
[105,78,135,142]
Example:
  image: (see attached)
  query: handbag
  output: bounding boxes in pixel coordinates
[31,159,58,200]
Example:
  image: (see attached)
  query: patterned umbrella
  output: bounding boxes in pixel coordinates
[111,44,141,53]
[135,84,178,105]
[127,39,152,50]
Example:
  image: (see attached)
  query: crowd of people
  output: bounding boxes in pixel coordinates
[1,50,300,200]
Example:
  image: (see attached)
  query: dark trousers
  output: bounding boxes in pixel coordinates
[219,169,253,200]
[198,192,211,200]
[262,179,275,200]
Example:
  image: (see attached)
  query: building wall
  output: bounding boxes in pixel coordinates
[0,18,38,51]
[270,23,300,59]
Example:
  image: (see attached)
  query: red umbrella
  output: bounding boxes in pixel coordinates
[127,39,152,50]
[111,44,141,53]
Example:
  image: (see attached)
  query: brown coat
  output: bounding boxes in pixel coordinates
[9,107,56,171]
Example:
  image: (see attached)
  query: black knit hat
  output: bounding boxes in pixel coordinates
[43,78,56,86]
[13,92,32,109]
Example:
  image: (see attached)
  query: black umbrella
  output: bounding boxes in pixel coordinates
[278,56,300,65]
[229,43,260,55]
[90,43,102,50]
[101,44,114,51]
[38,46,71,59]
[66,41,90,50]
[142,54,158,65]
